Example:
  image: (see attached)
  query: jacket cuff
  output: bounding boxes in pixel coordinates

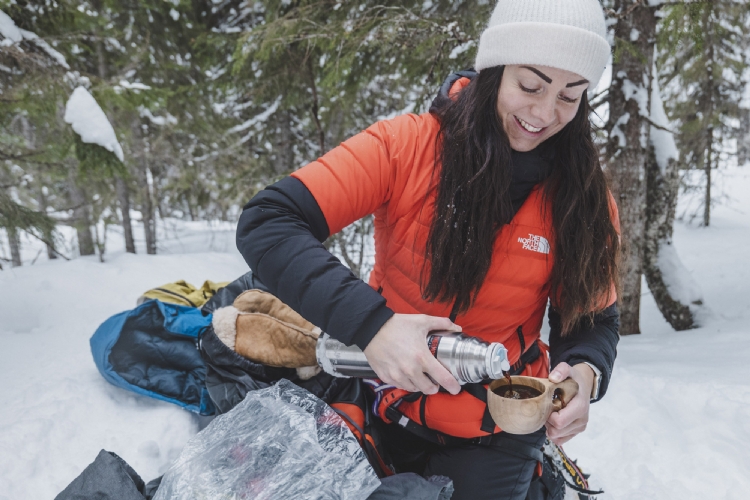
[562,355,609,402]
[350,304,395,351]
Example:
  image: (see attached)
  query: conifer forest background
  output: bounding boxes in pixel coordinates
[1,0,749,335]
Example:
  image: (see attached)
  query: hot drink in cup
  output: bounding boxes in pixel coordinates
[486,375,578,435]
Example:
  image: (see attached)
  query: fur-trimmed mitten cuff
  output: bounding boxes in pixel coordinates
[212,305,241,351]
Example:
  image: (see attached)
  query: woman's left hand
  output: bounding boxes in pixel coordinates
[545,362,595,445]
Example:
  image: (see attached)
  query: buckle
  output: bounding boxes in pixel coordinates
[471,435,493,446]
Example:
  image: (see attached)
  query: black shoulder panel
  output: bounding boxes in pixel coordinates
[236,176,394,350]
[548,303,619,401]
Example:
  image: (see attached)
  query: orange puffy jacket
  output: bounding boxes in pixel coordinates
[292,92,617,439]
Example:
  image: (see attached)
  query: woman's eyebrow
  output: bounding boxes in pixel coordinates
[520,66,551,83]
[566,79,589,88]
[520,66,590,88]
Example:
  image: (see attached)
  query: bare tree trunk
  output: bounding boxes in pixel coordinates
[702,7,716,227]
[738,109,750,167]
[186,197,196,221]
[67,170,95,256]
[704,129,712,227]
[131,119,157,254]
[137,161,156,254]
[644,145,700,330]
[149,166,166,220]
[93,27,135,250]
[72,196,95,256]
[35,187,57,260]
[116,178,136,253]
[21,116,58,261]
[306,57,326,154]
[275,110,295,175]
[7,226,22,267]
[702,6,715,227]
[605,2,657,335]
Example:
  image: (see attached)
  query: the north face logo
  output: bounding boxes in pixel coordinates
[518,234,550,254]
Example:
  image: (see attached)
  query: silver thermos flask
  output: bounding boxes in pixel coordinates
[315,331,511,384]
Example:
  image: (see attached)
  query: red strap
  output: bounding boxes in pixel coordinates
[377,388,413,423]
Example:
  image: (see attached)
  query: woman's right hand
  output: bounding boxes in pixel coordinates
[363,313,462,395]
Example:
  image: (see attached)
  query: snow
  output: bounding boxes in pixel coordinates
[656,242,704,310]
[139,106,178,126]
[0,9,70,69]
[226,97,281,135]
[0,10,23,43]
[117,79,152,91]
[21,33,70,69]
[64,86,125,162]
[448,40,475,60]
[561,166,750,499]
[3,169,750,499]
[0,219,243,500]
[611,111,629,149]
[622,78,649,119]
[650,71,679,173]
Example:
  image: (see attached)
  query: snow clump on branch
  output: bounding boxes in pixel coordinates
[0,9,70,69]
[64,86,124,162]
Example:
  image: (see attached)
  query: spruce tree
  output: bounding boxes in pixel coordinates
[658,0,749,226]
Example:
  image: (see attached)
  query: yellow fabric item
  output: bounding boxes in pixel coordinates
[140,280,229,308]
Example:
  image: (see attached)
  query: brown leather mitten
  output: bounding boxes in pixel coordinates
[234,313,318,367]
[212,290,320,370]
[233,290,319,332]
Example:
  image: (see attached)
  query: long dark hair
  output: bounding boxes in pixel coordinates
[424,66,619,334]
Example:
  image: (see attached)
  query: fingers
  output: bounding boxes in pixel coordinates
[547,406,587,431]
[549,361,570,383]
[420,315,461,393]
[422,354,461,395]
[388,369,439,395]
[424,315,462,333]
[547,401,588,442]
[547,399,579,429]
[412,372,441,395]
[547,416,587,444]
[363,313,462,394]
[546,382,589,444]
[391,352,453,395]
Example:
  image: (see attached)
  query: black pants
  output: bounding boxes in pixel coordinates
[379,422,547,500]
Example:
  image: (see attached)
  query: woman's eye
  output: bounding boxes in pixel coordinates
[519,84,538,94]
[559,95,579,104]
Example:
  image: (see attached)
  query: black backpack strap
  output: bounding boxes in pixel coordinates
[516,325,526,353]
[382,322,545,456]
[385,407,543,463]
[478,434,543,463]
[385,406,456,446]
[461,383,497,434]
[509,339,541,375]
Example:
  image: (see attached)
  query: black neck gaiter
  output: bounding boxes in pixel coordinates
[508,142,554,214]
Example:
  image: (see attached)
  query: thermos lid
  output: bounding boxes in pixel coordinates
[486,343,511,379]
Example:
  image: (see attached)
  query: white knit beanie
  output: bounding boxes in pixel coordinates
[475,0,611,87]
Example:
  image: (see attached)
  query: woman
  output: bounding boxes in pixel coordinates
[236,0,620,498]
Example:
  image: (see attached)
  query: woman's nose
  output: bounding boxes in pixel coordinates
[531,95,557,125]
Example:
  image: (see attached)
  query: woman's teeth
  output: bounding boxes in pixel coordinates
[517,117,543,133]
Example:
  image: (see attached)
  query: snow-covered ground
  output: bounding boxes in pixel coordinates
[2,168,749,499]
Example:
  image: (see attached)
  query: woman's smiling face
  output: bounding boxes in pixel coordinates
[496,65,589,152]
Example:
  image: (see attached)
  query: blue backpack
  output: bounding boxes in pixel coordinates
[90,299,216,415]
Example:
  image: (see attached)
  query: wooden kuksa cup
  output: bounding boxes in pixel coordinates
[487,376,579,435]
